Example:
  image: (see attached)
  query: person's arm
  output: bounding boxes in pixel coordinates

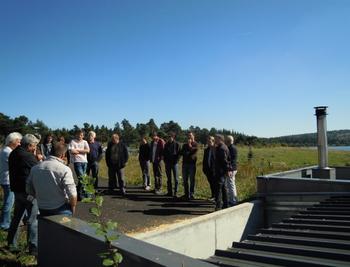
[63,168,77,215]
[26,170,36,197]
[124,144,129,163]
[105,143,111,167]
[80,141,90,154]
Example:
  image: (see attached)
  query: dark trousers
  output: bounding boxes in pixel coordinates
[73,162,87,199]
[215,175,228,210]
[205,172,216,198]
[139,160,150,187]
[87,161,99,188]
[152,161,162,191]
[108,166,125,192]
[165,163,179,195]
[182,163,196,198]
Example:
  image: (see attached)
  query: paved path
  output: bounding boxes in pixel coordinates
[75,186,215,234]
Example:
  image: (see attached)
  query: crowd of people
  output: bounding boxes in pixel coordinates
[0,129,238,256]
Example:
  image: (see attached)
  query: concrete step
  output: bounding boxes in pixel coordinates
[282,218,350,226]
[272,222,350,232]
[292,214,350,220]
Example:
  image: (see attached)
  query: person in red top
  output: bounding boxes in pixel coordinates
[150,132,165,195]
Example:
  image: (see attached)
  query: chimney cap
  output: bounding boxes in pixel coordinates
[314,106,328,116]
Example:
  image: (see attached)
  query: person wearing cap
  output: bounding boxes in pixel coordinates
[7,134,40,256]
[0,132,22,230]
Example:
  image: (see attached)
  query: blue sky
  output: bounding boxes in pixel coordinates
[1,0,349,137]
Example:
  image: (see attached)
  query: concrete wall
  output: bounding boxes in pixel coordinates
[131,200,263,259]
[38,216,216,267]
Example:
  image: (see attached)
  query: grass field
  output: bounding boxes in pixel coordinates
[99,146,350,201]
[1,146,350,266]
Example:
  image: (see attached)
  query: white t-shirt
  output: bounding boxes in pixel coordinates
[0,146,12,185]
[68,139,89,163]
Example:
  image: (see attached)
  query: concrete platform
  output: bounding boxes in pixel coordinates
[75,185,215,234]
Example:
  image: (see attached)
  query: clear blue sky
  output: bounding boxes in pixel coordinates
[1,0,349,137]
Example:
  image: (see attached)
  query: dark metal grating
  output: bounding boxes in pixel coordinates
[205,196,350,266]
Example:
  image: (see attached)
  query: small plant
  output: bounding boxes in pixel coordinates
[81,175,123,267]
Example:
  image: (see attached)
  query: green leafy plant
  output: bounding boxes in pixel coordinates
[81,175,123,267]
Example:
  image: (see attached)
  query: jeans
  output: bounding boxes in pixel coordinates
[7,192,38,250]
[108,166,126,193]
[139,160,150,187]
[215,175,228,210]
[0,184,14,229]
[39,203,72,216]
[182,163,196,198]
[152,161,162,191]
[204,172,216,198]
[165,163,179,195]
[226,170,238,206]
[74,162,87,198]
[87,161,99,188]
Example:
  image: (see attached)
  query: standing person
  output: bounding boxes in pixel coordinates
[226,135,238,206]
[68,129,90,200]
[7,134,39,255]
[26,143,77,216]
[105,134,129,196]
[0,132,22,230]
[163,132,181,197]
[202,136,216,200]
[150,132,165,195]
[57,135,70,164]
[138,136,151,191]
[181,132,198,200]
[40,133,54,160]
[86,131,103,189]
[214,134,231,211]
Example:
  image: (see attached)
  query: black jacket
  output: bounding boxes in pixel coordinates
[163,141,181,165]
[202,146,215,177]
[138,143,151,162]
[214,143,231,178]
[181,142,198,164]
[228,144,238,171]
[9,146,38,193]
[105,142,129,169]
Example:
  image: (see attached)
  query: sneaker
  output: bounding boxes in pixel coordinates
[145,186,151,191]
[154,190,162,195]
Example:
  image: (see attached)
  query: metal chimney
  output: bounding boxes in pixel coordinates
[315,106,328,169]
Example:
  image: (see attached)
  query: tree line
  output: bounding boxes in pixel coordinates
[0,113,259,146]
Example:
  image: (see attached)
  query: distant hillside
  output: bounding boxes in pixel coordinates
[265,130,350,146]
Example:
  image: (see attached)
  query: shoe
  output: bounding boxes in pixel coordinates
[120,189,126,196]
[154,190,162,195]
[166,192,173,197]
[145,186,151,191]
[189,195,195,200]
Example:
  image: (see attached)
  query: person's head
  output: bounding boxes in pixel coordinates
[5,132,22,149]
[53,143,68,159]
[44,133,53,144]
[207,136,215,147]
[226,135,234,145]
[22,134,40,153]
[187,132,195,142]
[140,136,148,144]
[75,129,84,141]
[58,136,66,144]
[112,133,120,144]
[167,132,176,142]
[152,132,159,142]
[88,131,96,142]
[214,134,224,146]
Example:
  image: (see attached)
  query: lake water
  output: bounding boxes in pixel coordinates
[329,146,350,151]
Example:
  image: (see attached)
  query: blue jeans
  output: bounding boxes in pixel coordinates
[39,203,72,216]
[182,163,196,198]
[7,192,38,250]
[87,161,99,188]
[165,163,179,195]
[0,184,14,229]
[74,162,87,198]
[139,160,151,187]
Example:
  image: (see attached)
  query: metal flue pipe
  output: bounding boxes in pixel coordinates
[314,106,328,169]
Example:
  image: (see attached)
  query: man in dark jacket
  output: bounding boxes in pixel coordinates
[105,134,129,195]
[138,136,151,190]
[163,132,181,197]
[7,134,39,255]
[150,132,165,194]
[226,135,238,206]
[214,134,232,210]
[87,131,103,189]
[181,132,198,200]
[202,136,216,200]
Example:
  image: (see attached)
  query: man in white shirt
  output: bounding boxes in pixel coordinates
[27,143,77,216]
[68,129,90,200]
[0,132,22,230]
